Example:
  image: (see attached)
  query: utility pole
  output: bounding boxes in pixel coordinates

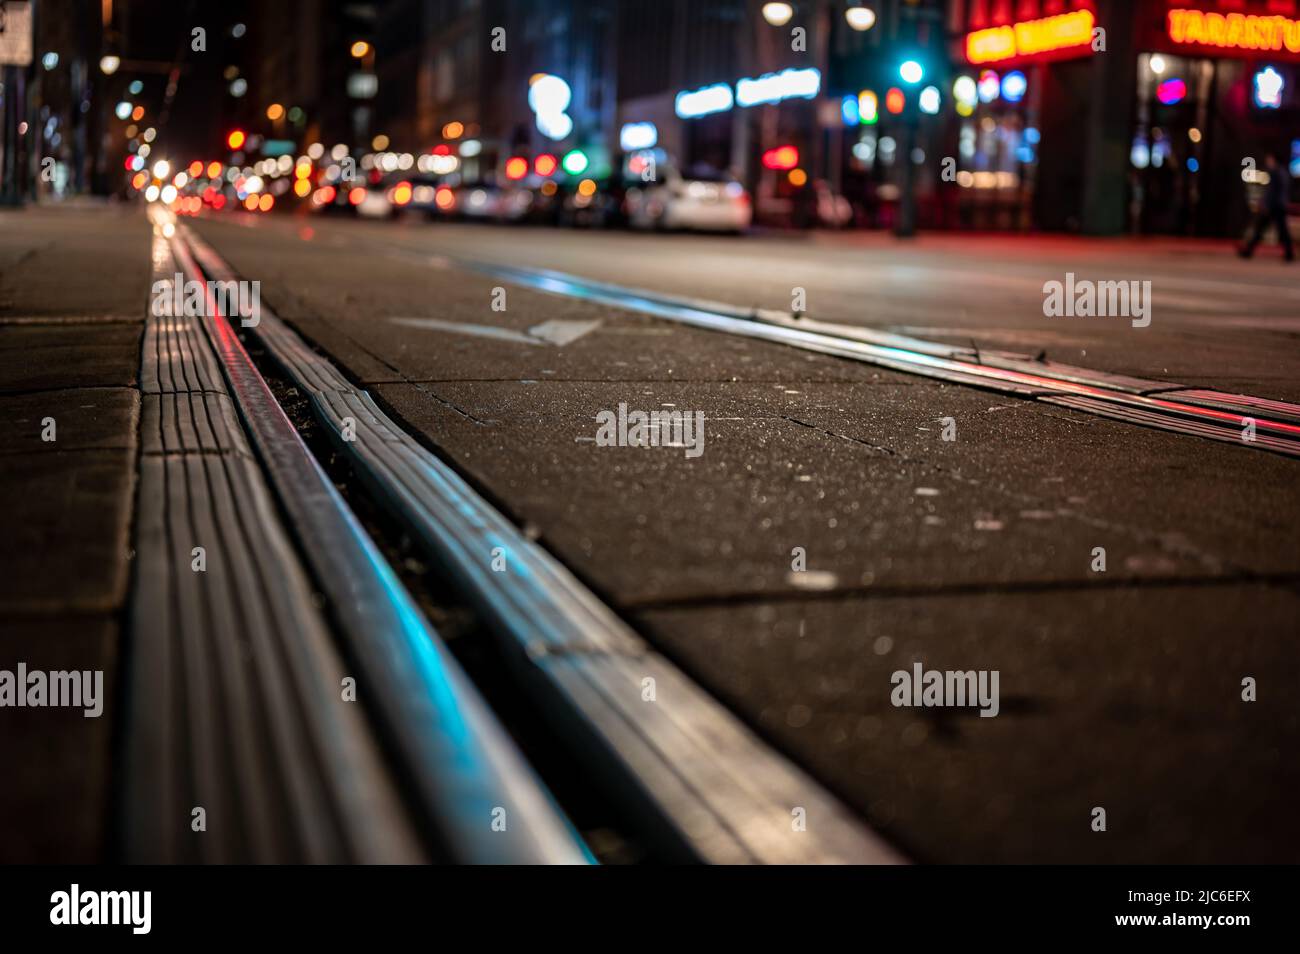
[0,0,35,206]
[893,0,943,238]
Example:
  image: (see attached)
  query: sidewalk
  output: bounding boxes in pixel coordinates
[0,205,151,861]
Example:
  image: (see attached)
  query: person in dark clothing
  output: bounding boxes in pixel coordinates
[1239,153,1295,261]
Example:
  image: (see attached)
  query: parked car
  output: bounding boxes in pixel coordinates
[353,183,394,219]
[625,163,751,233]
[449,182,531,222]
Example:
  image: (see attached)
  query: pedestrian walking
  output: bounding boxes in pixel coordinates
[1239,153,1295,261]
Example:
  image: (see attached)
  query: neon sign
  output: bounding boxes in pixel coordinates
[675,83,734,119]
[966,10,1095,65]
[675,68,821,119]
[1254,67,1284,108]
[1167,9,1300,54]
[735,68,821,107]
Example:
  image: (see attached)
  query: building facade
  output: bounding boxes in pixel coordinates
[946,0,1300,236]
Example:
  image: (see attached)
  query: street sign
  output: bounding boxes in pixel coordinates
[0,1,34,67]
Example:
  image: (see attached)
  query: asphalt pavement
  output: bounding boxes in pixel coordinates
[182,211,1300,863]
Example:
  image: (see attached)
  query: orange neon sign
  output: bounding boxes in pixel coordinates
[966,10,1096,65]
[1167,9,1300,54]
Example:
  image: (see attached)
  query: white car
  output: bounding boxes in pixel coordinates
[355,187,393,219]
[627,165,751,232]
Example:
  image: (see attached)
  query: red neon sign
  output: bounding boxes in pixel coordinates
[966,10,1095,65]
[1167,9,1300,54]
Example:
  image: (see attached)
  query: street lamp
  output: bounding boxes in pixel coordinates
[899,60,924,84]
[761,3,794,26]
[845,5,876,31]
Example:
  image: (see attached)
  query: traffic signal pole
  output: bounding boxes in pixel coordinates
[894,112,917,237]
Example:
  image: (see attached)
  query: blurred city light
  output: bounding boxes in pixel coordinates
[561,149,589,175]
[505,157,528,180]
[919,86,941,114]
[761,145,799,171]
[845,6,876,32]
[978,70,1001,103]
[676,82,733,118]
[267,103,284,120]
[760,3,794,27]
[1254,67,1284,109]
[858,89,878,125]
[100,55,121,75]
[351,41,371,58]
[529,74,574,140]
[840,94,859,126]
[899,60,923,84]
[1157,77,1187,106]
[227,129,246,149]
[620,122,658,151]
[1001,71,1027,103]
[736,67,820,107]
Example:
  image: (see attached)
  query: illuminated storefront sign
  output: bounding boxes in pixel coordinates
[966,10,1095,65]
[735,67,821,107]
[1167,9,1300,54]
[675,68,821,119]
[675,83,734,118]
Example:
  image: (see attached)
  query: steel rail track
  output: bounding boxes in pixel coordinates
[179,223,904,865]
[441,259,1300,458]
[146,213,590,864]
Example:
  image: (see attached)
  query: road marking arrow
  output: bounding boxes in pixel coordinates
[388,316,601,347]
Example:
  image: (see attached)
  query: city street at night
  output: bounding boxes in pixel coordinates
[1,0,1298,936]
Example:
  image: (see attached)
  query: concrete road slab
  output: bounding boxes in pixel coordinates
[637,583,1300,863]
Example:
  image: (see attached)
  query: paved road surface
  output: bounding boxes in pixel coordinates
[181,213,1300,863]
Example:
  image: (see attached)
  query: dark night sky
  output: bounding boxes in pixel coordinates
[114,0,252,161]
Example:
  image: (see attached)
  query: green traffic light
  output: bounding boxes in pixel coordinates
[561,149,589,175]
